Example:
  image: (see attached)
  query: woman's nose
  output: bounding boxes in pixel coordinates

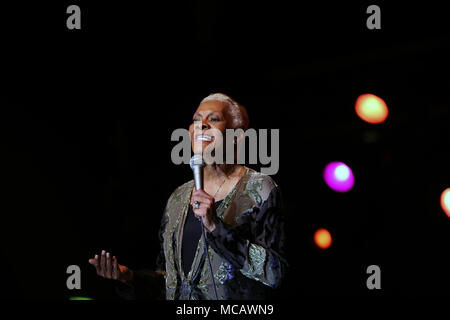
[194,120,209,130]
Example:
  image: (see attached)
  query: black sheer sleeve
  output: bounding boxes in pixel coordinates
[206,186,287,288]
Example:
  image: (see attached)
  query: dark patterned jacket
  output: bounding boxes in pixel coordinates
[117,167,287,300]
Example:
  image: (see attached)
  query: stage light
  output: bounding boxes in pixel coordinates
[314,228,332,249]
[69,296,93,300]
[355,93,389,124]
[441,188,450,218]
[323,161,355,192]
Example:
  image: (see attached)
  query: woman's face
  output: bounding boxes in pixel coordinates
[189,100,232,155]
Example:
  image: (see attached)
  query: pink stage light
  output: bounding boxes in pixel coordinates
[323,161,355,192]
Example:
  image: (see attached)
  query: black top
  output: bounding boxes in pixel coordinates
[181,200,223,276]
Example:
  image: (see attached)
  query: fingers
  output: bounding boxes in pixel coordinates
[193,206,217,233]
[192,193,213,208]
[89,255,102,275]
[100,250,106,277]
[90,250,117,279]
[105,252,112,279]
[192,190,214,202]
[193,207,208,219]
[192,190,214,221]
[112,256,119,280]
[192,201,210,210]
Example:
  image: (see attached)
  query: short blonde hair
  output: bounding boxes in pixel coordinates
[201,93,249,130]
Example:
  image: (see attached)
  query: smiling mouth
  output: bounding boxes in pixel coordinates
[195,134,214,142]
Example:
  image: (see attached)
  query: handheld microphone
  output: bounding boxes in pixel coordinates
[190,154,205,191]
[189,154,219,300]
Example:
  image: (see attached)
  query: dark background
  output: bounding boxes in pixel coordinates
[1,1,449,300]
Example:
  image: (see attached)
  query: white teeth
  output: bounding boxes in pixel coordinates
[197,135,212,141]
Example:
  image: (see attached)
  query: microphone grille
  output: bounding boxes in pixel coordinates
[190,154,204,169]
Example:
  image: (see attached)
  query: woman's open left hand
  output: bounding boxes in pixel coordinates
[191,189,217,232]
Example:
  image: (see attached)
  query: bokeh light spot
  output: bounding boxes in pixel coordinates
[355,93,389,124]
[441,188,450,218]
[323,162,355,192]
[314,228,332,249]
[335,164,350,181]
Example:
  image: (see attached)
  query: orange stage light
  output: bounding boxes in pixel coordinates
[314,228,332,249]
[355,93,389,124]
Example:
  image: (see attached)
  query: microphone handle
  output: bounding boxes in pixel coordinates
[192,166,203,190]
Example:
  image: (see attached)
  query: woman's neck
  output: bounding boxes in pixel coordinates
[204,164,243,184]
[199,164,245,200]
